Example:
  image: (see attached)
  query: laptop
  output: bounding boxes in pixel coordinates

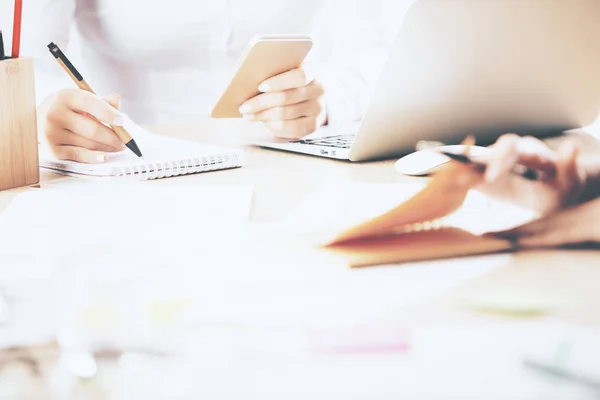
[254,0,600,161]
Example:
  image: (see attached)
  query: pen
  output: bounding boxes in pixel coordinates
[11,0,22,58]
[440,151,539,181]
[523,359,600,393]
[0,30,5,60]
[47,42,143,158]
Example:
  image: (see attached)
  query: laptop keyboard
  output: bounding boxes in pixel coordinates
[290,134,354,149]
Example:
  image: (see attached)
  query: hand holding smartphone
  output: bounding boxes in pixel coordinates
[211,35,314,118]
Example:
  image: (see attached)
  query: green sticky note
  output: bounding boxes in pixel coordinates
[458,289,574,316]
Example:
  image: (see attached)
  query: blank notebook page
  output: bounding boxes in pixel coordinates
[39,120,244,180]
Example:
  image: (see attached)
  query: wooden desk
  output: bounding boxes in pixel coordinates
[0,119,413,221]
[1,119,599,328]
[0,119,599,397]
[146,119,419,222]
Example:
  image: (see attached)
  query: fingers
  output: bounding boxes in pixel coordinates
[51,144,111,164]
[247,100,322,122]
[78,93,123,127]
[43,89,127,163]
[474,133,586,213]
[258,67,314,93]
[264,117,321,140]
[484,134,557,182]
[483,134,519,182]
[238,69,325,139]
[103,93,122,110]
[50,110,124,151]
[54,88,124,126]
[490,200,600,247]
[477,168,565,213]
[47,127,122,153]
[239,82,324,115]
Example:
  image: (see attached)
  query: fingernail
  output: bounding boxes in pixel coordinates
[113,116,124,126]
[239,104,252,114]
[258,83,270,92]
[242,113,255,121]
[97,154,107,163]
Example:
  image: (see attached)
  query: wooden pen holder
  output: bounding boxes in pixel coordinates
[0,57,39,191]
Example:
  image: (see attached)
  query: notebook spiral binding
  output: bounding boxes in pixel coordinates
[390,219,446,235]
[117,151,243,180]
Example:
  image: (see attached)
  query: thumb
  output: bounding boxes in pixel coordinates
[102,93,122,110]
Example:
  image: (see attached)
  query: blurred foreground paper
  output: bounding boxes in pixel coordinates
[0,182,254,265]
[0,182,252,347]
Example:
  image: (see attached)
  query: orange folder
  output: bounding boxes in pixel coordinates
[321,153,520,268]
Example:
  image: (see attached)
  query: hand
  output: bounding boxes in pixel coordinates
[39,89,126,164]
[467,134,587,214]
[238,67,327,140]
[488,197,600,248]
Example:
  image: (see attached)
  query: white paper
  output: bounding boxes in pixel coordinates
[0,182,253,347]
[0,182,254,274]
[0,181,253,247]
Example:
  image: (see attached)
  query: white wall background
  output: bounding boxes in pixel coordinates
[0,0,598,132]
[0,0,14,56]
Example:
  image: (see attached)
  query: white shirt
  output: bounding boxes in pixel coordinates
[22,0,407,125]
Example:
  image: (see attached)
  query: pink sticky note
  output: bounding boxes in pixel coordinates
[306,324,410,355]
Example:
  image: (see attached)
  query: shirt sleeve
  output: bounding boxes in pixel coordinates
[311,0,415,124]
[21,0,77,105]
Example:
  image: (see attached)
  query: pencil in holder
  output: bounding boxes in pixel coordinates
[0,57,39,191]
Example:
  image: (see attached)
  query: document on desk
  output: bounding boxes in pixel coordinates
[0,182,254,269]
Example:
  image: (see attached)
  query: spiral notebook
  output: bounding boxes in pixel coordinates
[39,121,244,180]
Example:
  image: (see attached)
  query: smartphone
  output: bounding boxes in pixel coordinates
[210,35,314,118]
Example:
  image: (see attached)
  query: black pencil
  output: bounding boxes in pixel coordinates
[440,151,539,181]
[0,30,5,60]
[47,42,143,158]
[523,359,600,393]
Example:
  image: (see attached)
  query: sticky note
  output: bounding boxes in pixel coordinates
[458,289,573,316]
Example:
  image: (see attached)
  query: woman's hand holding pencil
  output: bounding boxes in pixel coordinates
[39,42,144,163]
[39,89,128,164]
